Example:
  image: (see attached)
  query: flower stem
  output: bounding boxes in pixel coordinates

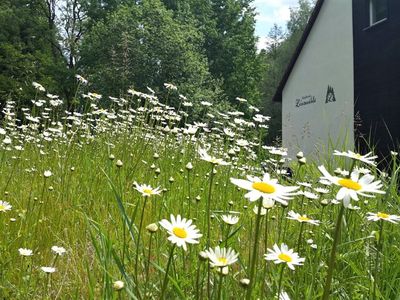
[135,197,148,282]
[373,220,384,300]
[296,222,305,253]
[144,234,153,297]
[217,270,224,300]
[322,205,345,300]
[245,199,263,300]
[206,164,215,299]
[160,244,176,300]
[277,264,285,299]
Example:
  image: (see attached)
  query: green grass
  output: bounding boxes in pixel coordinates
[0,91,400,299]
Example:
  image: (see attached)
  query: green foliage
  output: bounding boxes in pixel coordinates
[0,0,65,102]
[79,0,220,107]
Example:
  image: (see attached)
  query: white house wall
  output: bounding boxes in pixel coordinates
[282,0,354,159]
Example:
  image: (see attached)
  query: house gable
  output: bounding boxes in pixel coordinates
[280,0,354,158]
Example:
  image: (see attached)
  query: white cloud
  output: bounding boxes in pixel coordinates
[256,36,273,52]
[254,0,299,39]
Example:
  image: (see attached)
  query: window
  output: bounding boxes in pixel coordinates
[369,0,388,26]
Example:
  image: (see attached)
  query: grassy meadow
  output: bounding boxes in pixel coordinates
[1,81,400,299]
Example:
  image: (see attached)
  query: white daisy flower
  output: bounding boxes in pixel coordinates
[287,210,320,225]
[298,190,319,200]
[366,212,400,223]
[204,246,239,267]
[268,148,288,157]
[164,83,177,90]
[314,187,329,194]
[41,266,56,273]
[296,182,312,188]
[230,173,298,205]
[333,150,377,166]
[18,248,33,256]
[159,214,202,251]
[51,246,67,256]
[0,200,12,212]
[278,291,291,300]
[44,170,52,178]
[318,166,385,207]
[221,215,239,225]
[264,243,305,270]
[235,97,247,103]
[32,81,45,92]
[133,182,162,197]
[198,148,229,166]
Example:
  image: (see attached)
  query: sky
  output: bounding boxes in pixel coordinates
[253,0,299,50]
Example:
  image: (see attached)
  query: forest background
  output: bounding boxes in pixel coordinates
[0,0,315,141]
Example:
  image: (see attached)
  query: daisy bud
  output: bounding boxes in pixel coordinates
[113,280,125,291]
[169,177,174,183]
[296,151,304,159]
[146,223,158,233]
[298,157,306,165]
[153,153,159,159]
[116,160,123,168]
[320,199,329,206]
[239,278,250,288]
[185,162,193,170]
[155,168,161,175]
[109,154,115,160]
[150,164,156,169]
[44,170,52,178]
[195,195,201,202]
[70,167,75,171]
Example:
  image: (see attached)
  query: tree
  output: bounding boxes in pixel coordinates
[0,0,65,103]
[79,0,219,108]
[207,0,262,107]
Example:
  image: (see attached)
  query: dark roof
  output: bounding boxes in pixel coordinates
[272,0,325,102]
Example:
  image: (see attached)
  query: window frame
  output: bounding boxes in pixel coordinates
[369,0,388,27]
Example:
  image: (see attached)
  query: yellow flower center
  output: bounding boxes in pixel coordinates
[298,216,311,222]
[173,227,187,238]
[143,189,153,195]
[278,253,292,262]
[0,205,5,211]
[252,182,276,194]
[338,178,362,191]
[218,257,228,265]
[377,212,389,219]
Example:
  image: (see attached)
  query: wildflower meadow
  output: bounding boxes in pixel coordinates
[1,79,400,299]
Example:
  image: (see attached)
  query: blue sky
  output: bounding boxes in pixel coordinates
[253,0,299,49]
